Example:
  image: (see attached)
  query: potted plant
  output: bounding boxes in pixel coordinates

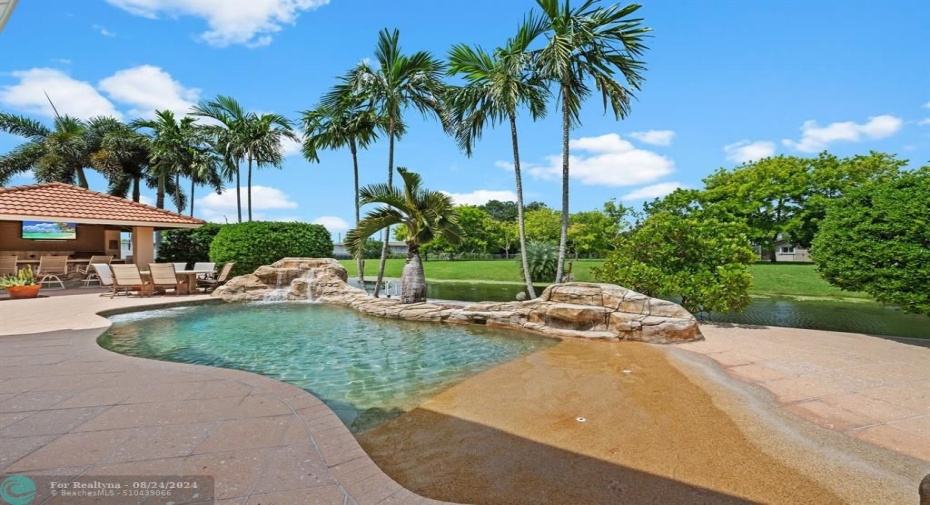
[0,265,41,299]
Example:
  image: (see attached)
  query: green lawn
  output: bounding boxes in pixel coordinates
[338,258,869,300]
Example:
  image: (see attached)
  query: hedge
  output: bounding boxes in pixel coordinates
[156,223,222,268]
[209,221,334,276]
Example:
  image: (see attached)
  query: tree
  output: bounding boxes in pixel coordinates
[479,200,519,222]
[191,95,249,222]
[89,121,154,202]
[446,13,549,298]
[328,28,446,297]
[0,113,97,188]
[595,211,755,316]
[454,205,504,255]
[345,168,463,303]
[132,110,196,212]
[523,207,561,243]
[568,206,627,257]
[812,168,930,315]
[534,0,651,283]
[243,113,298,221]
[302,92,387,287]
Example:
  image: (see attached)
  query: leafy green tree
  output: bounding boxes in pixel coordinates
[157,223,223,266]
[534,0,651,283]
[523,207,561,243]
[454,205,504,255]
[812,168,930,315]
[302,92,388,287]
[446,14,549,297]
[330,28,446,297]
[345,168,464,303]
[595,211,755,316]
[479,200,518,222]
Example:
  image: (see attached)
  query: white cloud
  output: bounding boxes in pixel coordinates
[494,160,514,171]
[524,133,674,187]
[98,65,200,118]
[627,130,675,146]
[195,186,297,222]
[924,102,930,109]
[441,189,517,206]
[105,0,330,48]
[919,118,930,126]
[0,68,122,120]
[93,24,117,37]
[723,140,776,163]
[138,195,155,207]
[782,114,903,152]
[280,136,303,158]
[620,182,683,201]
[313,216,350,232]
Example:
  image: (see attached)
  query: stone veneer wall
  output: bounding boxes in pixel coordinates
[213,258,703,344]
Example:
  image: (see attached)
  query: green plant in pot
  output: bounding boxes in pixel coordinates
[0,265,42,299]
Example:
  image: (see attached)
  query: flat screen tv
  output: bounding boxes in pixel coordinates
[21,221,77,240]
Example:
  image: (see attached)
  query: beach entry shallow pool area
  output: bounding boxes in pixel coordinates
[99,302,556,432]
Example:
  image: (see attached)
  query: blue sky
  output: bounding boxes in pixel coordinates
[1,0,928,239]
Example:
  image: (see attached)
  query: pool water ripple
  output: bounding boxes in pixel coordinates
[100,302,556,432]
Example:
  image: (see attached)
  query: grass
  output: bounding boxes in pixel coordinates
[339,258,870,300]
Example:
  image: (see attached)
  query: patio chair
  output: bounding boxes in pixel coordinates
[92,264,116,297]
[79,255,113,287]
[37,255,68,289]
[148,263,187,296]
[110,264,152,298]
[197,262,235,293]
[172,262,187,272]
[0,255,16,277]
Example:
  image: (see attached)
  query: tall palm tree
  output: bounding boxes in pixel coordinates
[345,167,463,303]
[132,110,196,210]
[243,113,298,221]
[327,28,447,297]
[534,0,651,283]
[0,112,96,188]
[191,95,249,222]
[185,146,223,217]
[301,92,389,288]
[89,120,154,202]
[446,14,550,299]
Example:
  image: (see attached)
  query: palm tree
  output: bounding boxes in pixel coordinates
[345,168,463,303]
[89,120,154,202]
[191,95,249,222]
[243,113,298,221]
[0,112,95,188]
[132,110,196,211]
[301,92,389,288]
[327,28,447,297]
[534,0,651,283]
[446,14,550,299]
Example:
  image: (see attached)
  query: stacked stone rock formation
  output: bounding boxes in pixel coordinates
[213,258,703,344]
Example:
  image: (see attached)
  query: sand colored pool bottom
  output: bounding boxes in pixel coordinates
[358,339,920,504]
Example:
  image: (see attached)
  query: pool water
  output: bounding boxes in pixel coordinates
[99,302,556,432]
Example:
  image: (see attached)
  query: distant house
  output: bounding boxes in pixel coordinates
[332,241,408,259]
[757,239,811,262]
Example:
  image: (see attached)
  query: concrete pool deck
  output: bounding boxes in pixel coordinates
[0,293,928,503]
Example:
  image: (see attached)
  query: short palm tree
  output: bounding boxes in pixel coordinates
[446,13,549,299]
[302,92,388,287]
[89,121,155,202]
[534,0,651,283]
[327,28,447,297]
[345,168,463,304]
[132,110,196,211]
[244,112,298,221]
[0,112,94,188]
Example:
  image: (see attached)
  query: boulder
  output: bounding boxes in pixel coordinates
[213,258,703,344]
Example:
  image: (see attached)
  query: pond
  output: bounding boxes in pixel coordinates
[362,280,929,342]
[99,303,556,432]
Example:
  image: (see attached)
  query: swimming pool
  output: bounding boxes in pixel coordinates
[99,302,556,432]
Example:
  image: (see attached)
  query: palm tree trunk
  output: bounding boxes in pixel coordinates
[555,83,570,284]
[132,176,141,202]
[247,152,253,222]
[189,177,196,216]
[155,173,165,253]
[236,162,242,223]
[510,113,536,299]
[374,121,395,298]
[76,167,89,189]
[350,137,365,289]
[400,242,426,304]
[175,172,183,213]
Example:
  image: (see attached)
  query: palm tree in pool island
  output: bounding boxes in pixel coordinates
[328,28,446,298]
[345,168,464,304]
[446,13,550,299]
[535,0,651,283]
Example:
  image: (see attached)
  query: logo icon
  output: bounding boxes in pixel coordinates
[0,475,36,505]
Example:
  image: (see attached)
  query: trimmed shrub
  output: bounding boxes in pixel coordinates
[519,240,558,283]
[210,221,334,275]
[156,223,223,268]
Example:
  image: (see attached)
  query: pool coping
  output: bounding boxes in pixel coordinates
[0,294,453,504]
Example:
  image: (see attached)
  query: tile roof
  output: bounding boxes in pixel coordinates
[0,182,205,228]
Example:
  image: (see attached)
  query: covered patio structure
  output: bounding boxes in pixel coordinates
[0,182,204,269]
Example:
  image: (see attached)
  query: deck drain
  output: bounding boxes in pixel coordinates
[623,369,632,373]
[576,417,586,422]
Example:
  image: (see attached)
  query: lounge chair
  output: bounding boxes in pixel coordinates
[197,262,235,293]
[148,263,187,296]
[110,264,152,298]
[0,255,16,277]
[192,262,216,280]
[92,264,116,297]
[37,255,68,289]
[79,255,112,287]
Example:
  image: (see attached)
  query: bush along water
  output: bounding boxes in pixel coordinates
[520,240,558,283]
[210,221,334,276]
